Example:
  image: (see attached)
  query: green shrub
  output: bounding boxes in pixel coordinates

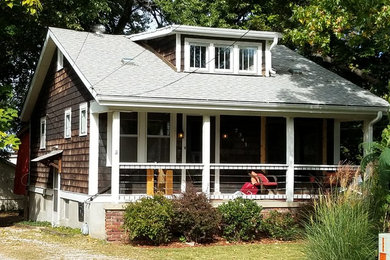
[218,198,262,242]
[123,195,174,245]
[262,210,300,241]
[305,190,376,260]
[172,186,220,243]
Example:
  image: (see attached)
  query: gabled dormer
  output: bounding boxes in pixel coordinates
[129,25,282,77]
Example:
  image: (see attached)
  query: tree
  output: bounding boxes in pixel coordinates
[155,0,298,31]
[286,0,390,97]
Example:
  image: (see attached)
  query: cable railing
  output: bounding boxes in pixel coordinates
[112,163,360,200]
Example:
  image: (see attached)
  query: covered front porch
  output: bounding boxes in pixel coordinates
[88,105,378,204]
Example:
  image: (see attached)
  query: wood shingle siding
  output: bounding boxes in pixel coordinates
[30,50,93,194]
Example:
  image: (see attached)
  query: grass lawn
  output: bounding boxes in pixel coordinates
[0,221,306,260]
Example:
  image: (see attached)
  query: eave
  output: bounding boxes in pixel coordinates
[129,25,282,42]
[96,95,388,120]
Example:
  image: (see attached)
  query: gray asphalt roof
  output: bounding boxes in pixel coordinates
[49,27,389,108]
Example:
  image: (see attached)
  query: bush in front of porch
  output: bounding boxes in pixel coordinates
[218,198,263,242]
[123,195,174,245]
[172,186,220,244]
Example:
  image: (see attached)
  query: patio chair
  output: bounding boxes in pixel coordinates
[250,171,278,194]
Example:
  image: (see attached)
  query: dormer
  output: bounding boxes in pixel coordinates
[129,25,282,77]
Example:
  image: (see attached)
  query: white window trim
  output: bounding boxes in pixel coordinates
[64,108,72,139]
[57,50,63,71]
[184,37,262,75]
[185,41,209,72]
[238,45,258,74]
[79,103,88,136]
[40,117,46,150]
[214,44,234,73]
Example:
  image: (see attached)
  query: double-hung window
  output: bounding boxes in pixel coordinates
[215,46,232,71]
[189,44,207,69]
[64,108,71,138]
[40,117,46,149]
[79,103,88,136]
[147,113,170,162]
[120,112,138,162]
[239,47,256,72]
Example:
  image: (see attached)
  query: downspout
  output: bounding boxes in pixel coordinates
[369,111,383,130]
[364,111,383,179]
[269,36,278,75]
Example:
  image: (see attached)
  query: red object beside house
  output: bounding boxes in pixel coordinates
[14,132,29,195]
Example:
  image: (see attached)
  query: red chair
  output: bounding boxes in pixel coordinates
[251,171,278,194]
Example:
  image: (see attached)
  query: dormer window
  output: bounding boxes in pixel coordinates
[239,47,256,72]
[215,46,232,71]
[184,38,262,75]
[190,44,207,69]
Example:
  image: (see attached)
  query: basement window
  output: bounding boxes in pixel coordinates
[64,108,72,139]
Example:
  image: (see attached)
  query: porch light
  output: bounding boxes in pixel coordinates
[178,132,184,139]
[222,133,228,139]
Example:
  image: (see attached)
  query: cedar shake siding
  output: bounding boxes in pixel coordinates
[142,35,176,68]
[30,51,93,194]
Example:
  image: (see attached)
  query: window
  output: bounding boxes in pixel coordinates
[215,46,232,70]
[40,117,46,149]
[239,47,256,71]
[79,103,88,136]
[120,112,138,162]
[147,113,170,162]
[57,49,63,71]
[64,108,71,138]
[190,45,207,69]
[184,38,262,75]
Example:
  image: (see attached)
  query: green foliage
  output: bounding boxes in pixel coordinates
[262,210,300,241]
[2,0,42,14]
[218,198,262,242]
[172,186,220,243]
[123,195,174,245]
[305,189,376,260]
[286,0,390,96]
[155,0,295,31]
[0,85,20,153]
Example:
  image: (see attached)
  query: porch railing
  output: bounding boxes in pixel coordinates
[111,163,360,202]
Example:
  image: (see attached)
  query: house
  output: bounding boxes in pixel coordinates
[0,158,24,211]
[18,25,389,240]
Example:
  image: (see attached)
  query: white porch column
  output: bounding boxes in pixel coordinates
[170,113,177,163]
[138,112,147,162]
[88,112,99,195]
[214,115,221,194]
[181,115,187,192]
[202,115,211,195]
[286,117,295,202]
[333,120,341,164]
[111,112,120,202]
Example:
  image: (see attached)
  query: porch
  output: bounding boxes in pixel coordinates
[88,106,376,203]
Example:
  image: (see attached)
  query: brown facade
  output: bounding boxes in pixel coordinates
[30,51,93,194]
